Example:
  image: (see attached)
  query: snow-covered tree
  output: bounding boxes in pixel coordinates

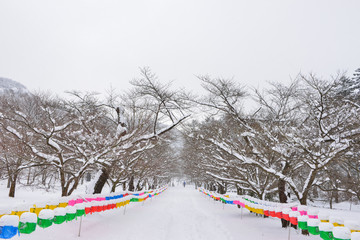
[183,73,360,206]
[91,67,189,193]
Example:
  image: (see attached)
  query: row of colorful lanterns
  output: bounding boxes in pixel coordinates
[199,188,360,240]
[0,187,167,239]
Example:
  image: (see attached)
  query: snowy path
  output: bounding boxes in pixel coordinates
[14,186,317,240]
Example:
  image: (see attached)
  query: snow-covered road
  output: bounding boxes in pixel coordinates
[14,186,317,240]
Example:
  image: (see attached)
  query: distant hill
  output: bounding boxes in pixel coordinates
[0,77,28,93]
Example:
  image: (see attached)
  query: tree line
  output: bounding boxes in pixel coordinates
[182,69,360,208]
[1,67,359,208]
[0,68,188,197]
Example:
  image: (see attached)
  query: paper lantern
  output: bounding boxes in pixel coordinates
[318,211,330,223]
[68,199,76,206]
[275,207,283,219]
[298,215,309,230]
[85,197,95,202]
[282,208,291,221]
[46,199,59,210]
[13,204,30,218]
[344,220,360,233]
[65,206,77,222]
[107,200,113,210]
[75,204,85,217]
[130,198,139,202]
[37,209,54,228]
[111,201,117,209]
[256,205,264,215]
[58,197,69,208]
[90,203,97,213]
[268,207,276,218]
[0,208,12,220]
[289,211,299,225]
[85,203,92,215]
[319,222,333,240]
[103,202,109,211]
[96,202,101,212]
[53,208,67,224]
[308,208,319,219]
[330,216,345,227]
[0,215,19,239]
[98,203,105,212]
[307,219,320,235]
[332,226,351,240]
[351,232,360,240]
[18,212,37,234]
[263,206,270,217]
[298,205,307,216]
[96,196,106,201]
[33,202,46,216]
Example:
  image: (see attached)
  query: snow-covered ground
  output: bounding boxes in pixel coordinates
[2,186,322,240]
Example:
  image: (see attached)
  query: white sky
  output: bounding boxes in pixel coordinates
[0,0,359,97]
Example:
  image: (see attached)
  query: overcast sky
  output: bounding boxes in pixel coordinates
[0,0,359,97]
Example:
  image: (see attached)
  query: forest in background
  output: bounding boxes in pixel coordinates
[1,68,359,210]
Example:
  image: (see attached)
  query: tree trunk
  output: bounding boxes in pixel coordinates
[8,173,18,198]
[152,176,157,189]
[27,168,31,185]
[279,162,291,228]
[93,168,109,194]
[313,187,318,199]
[236,184,243,195]
[329,192,333,209]
[278,179,289,228]
[128,176,135,191]
[217,182,226,194]
[60,169,68,197]
[67,178,81,196]
[111,182,117,193]
[299,196,309,235]
[300,196,307,205]
[334,190,339,203]
[136,180,142,191]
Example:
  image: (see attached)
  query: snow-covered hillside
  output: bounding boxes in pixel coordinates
[0,77,28,93]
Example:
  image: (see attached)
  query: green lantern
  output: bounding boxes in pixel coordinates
[75,204,86,217]
[319,222,333,240]
[307,219,320,235]
[65,206,77,222]
[332,226,351,240]
[53,207,67,224]
[298,215,309,230]
[37,209,54,228]
[18,212,37,234]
